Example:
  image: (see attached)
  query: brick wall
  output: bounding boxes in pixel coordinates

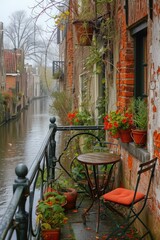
[115,1,160,239]
[116,2,134,109]
[66,0,74,92]
[128,0,148,26]
[6,75,16,90]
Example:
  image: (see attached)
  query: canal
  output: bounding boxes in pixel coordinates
[0,97,55,219]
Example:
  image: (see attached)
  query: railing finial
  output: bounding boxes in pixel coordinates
[50,117,56,124]
[15,163,28,182]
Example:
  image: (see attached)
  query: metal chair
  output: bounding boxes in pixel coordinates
[102,157,157,240]
[58,132,119,208]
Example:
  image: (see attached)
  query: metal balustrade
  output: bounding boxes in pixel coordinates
[0,117,104,240]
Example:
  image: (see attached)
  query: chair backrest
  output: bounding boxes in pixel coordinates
[133,157,157,208]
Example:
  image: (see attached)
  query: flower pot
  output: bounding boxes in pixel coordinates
[73,20,94,46]
[62,188,78,210]
[110,132,120,139]
[119,128,132,143]
[41,228,60,240]
[131,129,147,146]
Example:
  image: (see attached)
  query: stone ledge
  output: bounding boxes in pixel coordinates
[120,141,150,162]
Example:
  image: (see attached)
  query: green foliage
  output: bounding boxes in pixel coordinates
[74,0,113,21]
[36,191,67,230]
[53,70,63,79]
[67,110,94,126]
[71,158,86,182]
[85,42,107,74]
[50,91,72,125]
[104,109,133,135]
[130,98,148,130]
[53,176,75,191]
[54,10,69,30]
[43,191,66,205]
[85,15,114,74]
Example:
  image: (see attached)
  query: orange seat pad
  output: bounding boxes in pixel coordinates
[103,187,145,206]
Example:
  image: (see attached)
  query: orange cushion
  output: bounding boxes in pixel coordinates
[103,187,145,206]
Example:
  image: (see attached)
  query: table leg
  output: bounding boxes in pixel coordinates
[96,199,100,233]
[82,198,101,233]
[82,198,94,224]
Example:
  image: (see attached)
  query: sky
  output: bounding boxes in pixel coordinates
[0,0,36,26]
[0,0,60,64]
[0,0,57,29]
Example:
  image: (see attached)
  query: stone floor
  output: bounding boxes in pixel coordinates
[61,194,141,240]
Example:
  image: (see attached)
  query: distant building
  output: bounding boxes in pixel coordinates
[0,22,5,91]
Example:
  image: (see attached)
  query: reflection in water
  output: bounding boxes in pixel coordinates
[0,98,52,218]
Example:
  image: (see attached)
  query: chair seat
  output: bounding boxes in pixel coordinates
[103,187,145,206]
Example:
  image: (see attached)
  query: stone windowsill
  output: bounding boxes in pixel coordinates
[119,141,150,162]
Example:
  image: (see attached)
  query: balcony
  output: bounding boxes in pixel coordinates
[60,195,140,239]
[0,118,143,239]
[52,61,64,80]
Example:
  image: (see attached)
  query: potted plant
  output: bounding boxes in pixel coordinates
[130,98,148,146]
[53,178,78,210]
[72,0,113,46]
[73,20,95,46]
[104,109,133,143]
[67,110,94,125]
[46,176,78,211]
[43,190,67,206]
[72,0,96,46]
[36,192,68,240]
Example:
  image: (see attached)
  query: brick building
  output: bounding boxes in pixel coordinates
[58,1,160,238]
[0,22,5,92]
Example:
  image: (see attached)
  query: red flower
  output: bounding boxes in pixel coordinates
[113,122,119,127]
[122,119,127,124]
[104,108,133,136]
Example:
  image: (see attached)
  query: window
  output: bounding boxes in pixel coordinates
[131,22,148,98]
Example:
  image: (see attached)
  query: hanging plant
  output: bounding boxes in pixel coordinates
[54,10,70,31]
[73,20,95,46]
[84,37,108,73]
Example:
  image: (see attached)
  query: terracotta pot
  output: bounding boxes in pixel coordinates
[119,128,132,143]
[62,188,78,210]
[41,228,60,240]
[131,129,147,146]
[73,20,94,46]
[110,132,120,139]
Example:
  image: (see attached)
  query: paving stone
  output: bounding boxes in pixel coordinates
[61,195,141,240]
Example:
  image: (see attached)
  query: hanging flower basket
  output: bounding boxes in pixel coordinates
[73,20,95,46]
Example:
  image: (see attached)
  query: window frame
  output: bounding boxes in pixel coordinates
[131,22,148,98]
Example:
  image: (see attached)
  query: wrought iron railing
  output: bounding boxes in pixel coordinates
[0,117,104,240]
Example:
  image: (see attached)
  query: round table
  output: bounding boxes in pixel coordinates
[77,152,121,232]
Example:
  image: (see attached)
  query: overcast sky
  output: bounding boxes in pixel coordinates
[0,0,59,63]
[0,0,36,26]
[0,0,57,30]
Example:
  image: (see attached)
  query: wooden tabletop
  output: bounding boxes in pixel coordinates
[77,152,121,165]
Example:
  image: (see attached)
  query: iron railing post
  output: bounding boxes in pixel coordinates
[13,163,29,240]
[49,117,57,181]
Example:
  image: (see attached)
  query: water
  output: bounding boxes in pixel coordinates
[0,97,53,218]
